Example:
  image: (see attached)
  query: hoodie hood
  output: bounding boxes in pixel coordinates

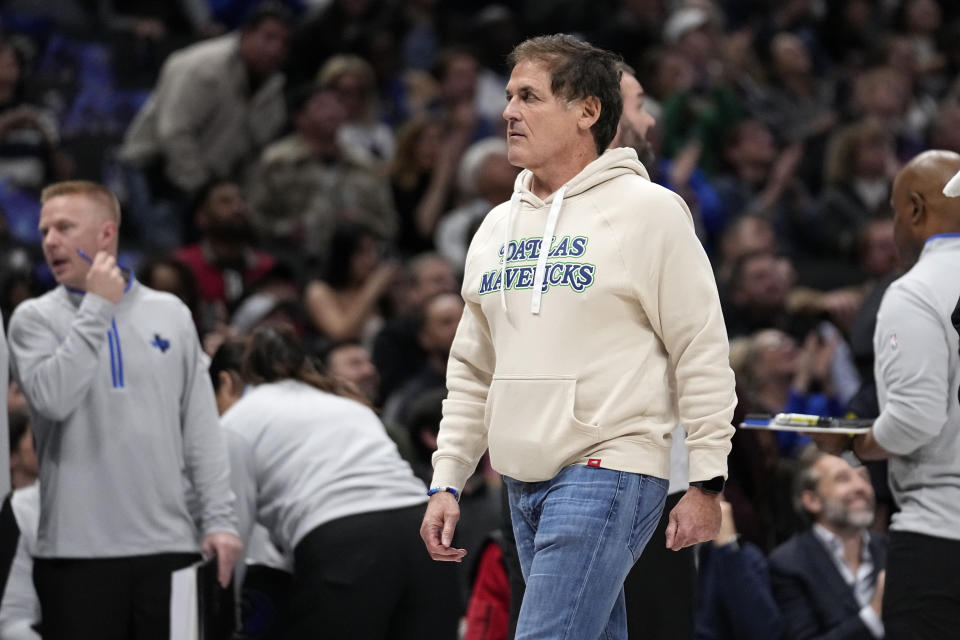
[499,147,652,315]
[511,147,651,206]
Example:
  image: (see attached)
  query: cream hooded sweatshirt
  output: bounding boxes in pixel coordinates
[431,148,736,491]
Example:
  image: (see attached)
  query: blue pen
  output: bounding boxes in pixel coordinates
[76,249,133,293]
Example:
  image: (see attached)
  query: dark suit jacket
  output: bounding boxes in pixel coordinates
[770,529,886,640]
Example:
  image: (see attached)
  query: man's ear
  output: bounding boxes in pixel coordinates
[909,191,926,226]
[800,490,822,516]
[218,371,236,398]
[578,96,601,132]
[99,220,119,250]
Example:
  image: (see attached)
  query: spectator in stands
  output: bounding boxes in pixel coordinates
[317,54,396,166]
[758,32,837,146]
[812,120,898,287]
[714,120,817,261]
[770,450,886,640]
[120,3,292,247]
[7,408,36,490]
[715,214,778,284]
[321,340,380,407]
[743,329,844,429]
[694,497,781,640]
[389,114,472,256]
[176,178,275,324]
[928,102,960,154]
[372,252,456,399]
[221,325,461,638]
[723,250,792,337]
[0,37,70,196]
[658,6,742,177]
[850,68,913,159]
[302,223,398,345]
[383,291,462,425]
[249,84,397,263]
[435,138,518,271]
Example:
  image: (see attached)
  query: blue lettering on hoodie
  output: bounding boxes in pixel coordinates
[480,234,596,295]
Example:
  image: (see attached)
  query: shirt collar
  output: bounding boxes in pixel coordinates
[813,523,872,564]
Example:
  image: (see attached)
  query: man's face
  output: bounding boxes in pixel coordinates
[298,90,348,139]
[735,254,786,310]
[420,294,464,357]
[861,220,900,277]
[503,60,584,173]
[442,54,478,105]
[411,258,457,305]
[200,182,253,247]
[240,18,291,77]
[328,344,379,402]
[39,194,112,290]
[617,72,656,164]
[809,455,876,531]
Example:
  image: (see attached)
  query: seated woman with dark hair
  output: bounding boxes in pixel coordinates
[215,327,461,639]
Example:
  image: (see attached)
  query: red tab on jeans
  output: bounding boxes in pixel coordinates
[587,458,602,467]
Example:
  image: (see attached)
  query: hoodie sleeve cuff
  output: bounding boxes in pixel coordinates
[79,292,116,323]
[430,456,475,495]
[687,446,729,483]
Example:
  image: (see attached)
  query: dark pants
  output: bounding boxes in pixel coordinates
[624,491,696,640]
[884,530,960,640]
[34,552,200,640]
[285,503,461,640]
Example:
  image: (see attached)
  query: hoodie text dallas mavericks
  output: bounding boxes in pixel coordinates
[431,148,736,491]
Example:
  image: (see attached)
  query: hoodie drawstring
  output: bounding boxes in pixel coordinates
[501,191,522,313]
[530,186,566,314]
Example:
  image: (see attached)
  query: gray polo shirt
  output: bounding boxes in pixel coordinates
[873,234,960,540]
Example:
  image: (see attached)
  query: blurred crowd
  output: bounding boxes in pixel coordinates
[2,0,959,637]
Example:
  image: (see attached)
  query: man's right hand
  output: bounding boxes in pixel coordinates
[85,251,125,303]
[419,492,467,562]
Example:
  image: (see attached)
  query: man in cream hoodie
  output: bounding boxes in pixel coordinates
[420,35,736,639]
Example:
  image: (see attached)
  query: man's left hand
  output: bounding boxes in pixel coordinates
[665,486,721,551]
[202,532,243,588]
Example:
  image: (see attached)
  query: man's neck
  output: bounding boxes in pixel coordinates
[302,133,340,160]
[818,521,866,571]
[529,147,597,199]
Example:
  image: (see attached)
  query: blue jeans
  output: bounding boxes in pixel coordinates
[505,465,669,640]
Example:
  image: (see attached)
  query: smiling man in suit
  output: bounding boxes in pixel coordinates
[770,449,886,640]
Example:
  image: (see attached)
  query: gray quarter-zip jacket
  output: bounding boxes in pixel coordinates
[7,280,237,557]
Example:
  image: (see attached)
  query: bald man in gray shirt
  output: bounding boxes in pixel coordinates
[816,150,960,640]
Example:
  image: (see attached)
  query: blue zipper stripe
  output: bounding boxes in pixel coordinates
[108,329,118,388]
[112,319,124,387]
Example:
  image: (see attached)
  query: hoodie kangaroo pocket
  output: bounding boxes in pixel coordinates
[485,375,599,482]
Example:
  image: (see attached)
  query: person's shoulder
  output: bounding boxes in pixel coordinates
[768,531,815,569]
[175,243,204,262]
[9,289,62,325]
[132,284,192,318]
[600,176,694,233]
[163,34,237,74]
[260,134,310,166]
